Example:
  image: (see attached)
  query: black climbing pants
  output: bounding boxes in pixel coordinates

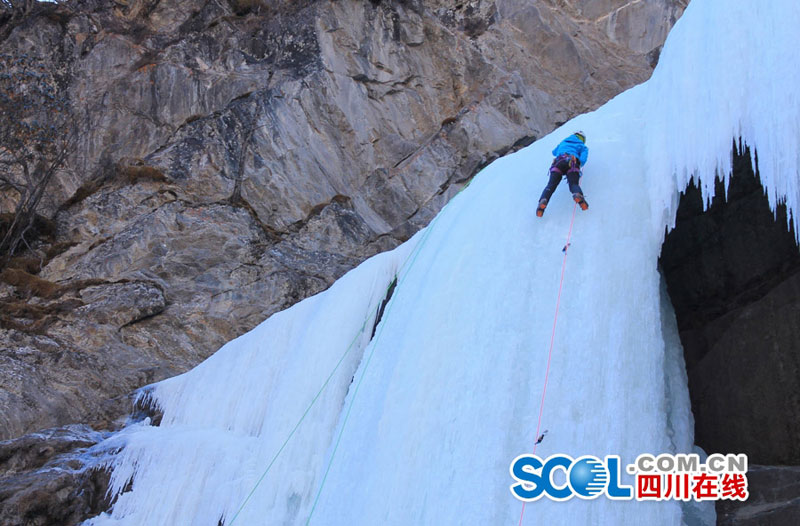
[539,154,584,201]
[539,172,583,202]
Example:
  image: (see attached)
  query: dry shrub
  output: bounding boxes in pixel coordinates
[61,160,168,210]
[119,164,167,185]
[0,268,62,299]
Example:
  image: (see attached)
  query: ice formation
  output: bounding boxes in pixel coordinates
[84,0,800,524]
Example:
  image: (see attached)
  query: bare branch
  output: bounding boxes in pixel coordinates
[0,51,74,269]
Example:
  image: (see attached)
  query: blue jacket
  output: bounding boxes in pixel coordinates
[552,134,588,166]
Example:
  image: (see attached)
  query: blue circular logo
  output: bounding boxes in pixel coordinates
[568,456,609,498]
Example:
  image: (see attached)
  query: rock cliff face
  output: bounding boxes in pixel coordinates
[660,148,800,525]
[717,465,800,526]
[661,148,800,466]
[0,3,689,522]
[0,426,111,526]
[0,0,687,444]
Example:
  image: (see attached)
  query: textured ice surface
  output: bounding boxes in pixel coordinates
[85,0,800,524]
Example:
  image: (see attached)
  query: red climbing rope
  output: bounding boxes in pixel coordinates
[518,201,578,526]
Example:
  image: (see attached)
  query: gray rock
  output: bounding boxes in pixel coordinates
[1,0,685,440]
[717,465,800,526]
[0,0,687,523]
[0,425,104,478]
[0,425,110,526]
[661,149,800,466]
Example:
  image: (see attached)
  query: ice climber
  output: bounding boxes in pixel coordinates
[536,131,589,217]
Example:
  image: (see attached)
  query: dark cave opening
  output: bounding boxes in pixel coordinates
[659,145,800,524]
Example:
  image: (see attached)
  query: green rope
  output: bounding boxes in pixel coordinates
[227,314,371,525]
[305,178,473,524]
[228,261,413,524]
[228,177,473,525]
[304,226,435,524]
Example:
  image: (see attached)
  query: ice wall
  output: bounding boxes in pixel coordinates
[84,0,800,524]
[643,0,800,237]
